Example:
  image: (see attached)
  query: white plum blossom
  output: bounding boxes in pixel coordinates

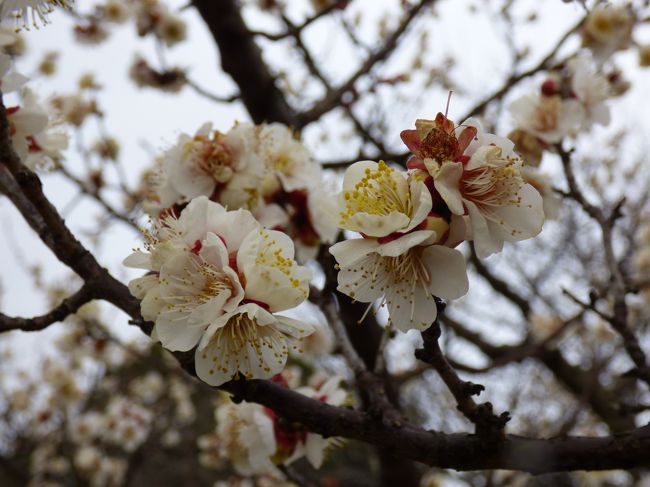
[125,196,258,351]
[284,376,347,468]
[195,227,312,385]
[259,122,318,192]
[160,123,237,204]
[330,231,468,332]
[337,160,432,238]
[196,302,313,386]
[402,114,545,258]
[215,400,277,476]
[509,92,584,144]
[433,134,545,257]
[330,160,468,332]
[569,55,611,129]
[7,88,68,170]
[125,196,313,386]
[142,120,337,258]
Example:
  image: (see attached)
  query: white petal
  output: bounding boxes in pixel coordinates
[376,230,435,257]
[490,184,545,242]
[329,238,380,267]
[421,246,469,300]
[155,319,205,352]
[434,162,465,215]
[305,434,328,469]
[336,253,386,303]
[127,274,157,299]
[466,201,503,258]
[385,280,437,332]
[405,178,433,230]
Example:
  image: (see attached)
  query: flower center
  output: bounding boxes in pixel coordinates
[201,313,287,378]
[381,247,431,287]
[460,149,524,209]
[340,161,410,221]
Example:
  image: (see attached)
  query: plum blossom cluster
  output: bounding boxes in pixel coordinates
[125,196,314,386]
[204,374,347,476]
[1,52,68,170]
[329,113,545,332]
[509,54,617,165]
[142,121,337,260]
[580,4,635,60]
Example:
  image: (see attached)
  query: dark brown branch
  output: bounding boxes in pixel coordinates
[0,95,143,326]
[296,0,435,127]
[222,378,650,474]
[415,319,510,436]
[192,0,296,125]
[248,1,348,41]
[443,314,635,432]
[0,284,95,333]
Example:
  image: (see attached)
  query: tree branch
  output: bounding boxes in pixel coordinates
[192,0,296,125]
[0,284,95,333]
[296,0,435,127]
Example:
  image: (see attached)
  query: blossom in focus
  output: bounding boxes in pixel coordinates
[196,302,313,386]
[330,159,468,332]
[143,121,337,260]
[124,196,259,351]
[337,160,432,238]
[402,114,545,258]
[125,196,313,385]
[330,231,468,332]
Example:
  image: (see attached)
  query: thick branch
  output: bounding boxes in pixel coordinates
[222,378,650,474]
[192,0,296,125]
